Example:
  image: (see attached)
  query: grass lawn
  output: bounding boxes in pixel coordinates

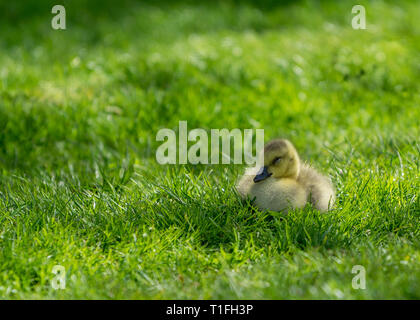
[0,0,419,299]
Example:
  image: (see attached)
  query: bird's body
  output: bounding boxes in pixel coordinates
[297,163,335,211]
[237,166,307,212]
[237,139,335,213]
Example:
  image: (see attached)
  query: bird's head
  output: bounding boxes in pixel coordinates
[254,139,300,183]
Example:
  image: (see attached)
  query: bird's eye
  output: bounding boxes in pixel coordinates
[272,156,282,164]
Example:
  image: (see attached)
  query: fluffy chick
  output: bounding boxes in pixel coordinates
[237,139,335,213]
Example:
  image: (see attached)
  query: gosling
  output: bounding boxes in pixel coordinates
[237,139,335,213]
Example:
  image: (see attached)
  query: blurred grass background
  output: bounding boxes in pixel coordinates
[0,0,419,299]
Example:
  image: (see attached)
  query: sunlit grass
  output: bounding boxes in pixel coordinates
[0,0,419,299]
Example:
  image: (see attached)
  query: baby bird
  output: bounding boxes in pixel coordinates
[237,139,335,213]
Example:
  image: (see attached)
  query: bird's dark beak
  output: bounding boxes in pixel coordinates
[253,166,272,183]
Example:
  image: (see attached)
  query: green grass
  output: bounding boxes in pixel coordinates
[0,0,419,299]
